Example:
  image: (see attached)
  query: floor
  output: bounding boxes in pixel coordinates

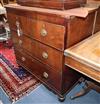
[0,83,100,104]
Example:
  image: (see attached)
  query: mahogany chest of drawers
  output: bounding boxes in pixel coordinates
[17,0,87,10]
[6,4,99,101]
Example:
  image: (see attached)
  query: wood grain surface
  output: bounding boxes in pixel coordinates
[16,0,86,10]
[64,31,100,83]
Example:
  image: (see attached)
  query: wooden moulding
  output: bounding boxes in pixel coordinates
[65,56,100,83]
[16,0,87,10]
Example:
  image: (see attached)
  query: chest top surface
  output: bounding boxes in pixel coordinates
[5,4,98,18]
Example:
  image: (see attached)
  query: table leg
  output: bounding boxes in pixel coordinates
[70,80,100,99]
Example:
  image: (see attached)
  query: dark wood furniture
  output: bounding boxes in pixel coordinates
[16,0,87,10]
[6,4,99,101]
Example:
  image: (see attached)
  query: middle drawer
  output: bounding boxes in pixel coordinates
[11,31,63,71]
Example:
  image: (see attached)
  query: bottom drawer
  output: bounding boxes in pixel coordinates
[15,49,62,92]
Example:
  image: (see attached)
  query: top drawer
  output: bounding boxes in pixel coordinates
[7,13,65,51]
[7,6,97,51]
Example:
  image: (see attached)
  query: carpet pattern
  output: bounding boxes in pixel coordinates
[0,45,40,103]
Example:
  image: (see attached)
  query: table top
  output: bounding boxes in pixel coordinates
[64,31,100,83]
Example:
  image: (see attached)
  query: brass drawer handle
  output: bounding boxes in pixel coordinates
[16,21,20,27]
[21,57,26,62]
[19,40,23,45]
[43,72,48,79]
[42,52,48,59]
[16,21,23,36]
[40,28,47,37]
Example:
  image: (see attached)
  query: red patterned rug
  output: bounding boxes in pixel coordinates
[0,43,40,102]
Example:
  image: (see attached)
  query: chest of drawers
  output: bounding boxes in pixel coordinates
[17,0,87,10]
[6,4,99,101]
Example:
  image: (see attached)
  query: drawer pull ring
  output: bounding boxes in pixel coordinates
[43,72,48,79]
[42,52,48,59]
[19,40,23,45]
[16,21,20,27]
[40,29,47,37]
[21,57,26,61]
[16,21,23,36]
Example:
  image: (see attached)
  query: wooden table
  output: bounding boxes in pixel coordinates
[64,31,100,83]
[64,31,100,99]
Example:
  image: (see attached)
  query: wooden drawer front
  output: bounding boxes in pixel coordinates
[7,13,33,36]
[31,40,63,71]
[7,13,17,30]
[31,20,65,50]
[15,49,62,91]
[8,13,65,50]
[11,31,31,52]
[11,31,63,70]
